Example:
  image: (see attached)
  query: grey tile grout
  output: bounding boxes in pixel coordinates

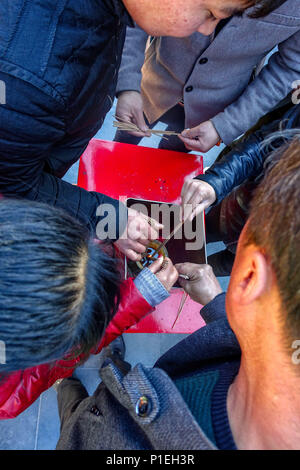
[34,396,42,450]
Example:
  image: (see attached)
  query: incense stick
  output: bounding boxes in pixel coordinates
[113,117,181,139]
[172,291,189,329]
[150,219,185,260]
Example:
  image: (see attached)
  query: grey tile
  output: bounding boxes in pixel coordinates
[206,241,227,257]
[62,160,79,185]
[124,333,188,368]
[218,276,230,292]
[123,333,161,368]
[158,333,189,358]
[0,397,40,450]
[79,352,102,370]
[35,388,60,450]
[74,368,101,396]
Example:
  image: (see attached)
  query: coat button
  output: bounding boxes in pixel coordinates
[185,86,193,93]
[90,405,101,416]
[199,57,208,65]
[135,396,151,417]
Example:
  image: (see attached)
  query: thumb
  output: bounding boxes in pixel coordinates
[181,127,200,139]
[134,109,149,134]
[147,255,164,274]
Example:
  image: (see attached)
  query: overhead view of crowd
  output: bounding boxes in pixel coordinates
[0,0,299,452]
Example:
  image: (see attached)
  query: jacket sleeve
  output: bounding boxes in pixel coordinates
[195,108,292,205]
[211,30,300,144]
[93,277,154,352]
[199,293,227,323]
[0,278,153,419]
[0,72,127,240]
[116,24,148,95]
[195,133,264,205]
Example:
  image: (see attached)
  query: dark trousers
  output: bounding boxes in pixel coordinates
[57,356,131,431]
[114,104,189,153]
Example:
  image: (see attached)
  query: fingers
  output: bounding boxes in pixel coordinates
[178,135,203,152]
[125,249,143,262]
[179,121,220,153]
[175,263,222,305]
[133,109,151,137]
[187,202,209,222]
[175,262,200,280]
[155,258,179,292]
[181,180,216,222]
[181,127,200,140]
[128,210,163,241]
[116,91,150,137]
[181,179,197,207]
[148,255,164,274]
[181,180,205,221]
[139,213,164,240]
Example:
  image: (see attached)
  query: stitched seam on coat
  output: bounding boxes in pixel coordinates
[40,0,69,77]
[4,0,27,58]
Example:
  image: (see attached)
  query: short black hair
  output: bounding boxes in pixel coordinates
[245,136,300,349]
[0,199,121,374]
[248,0,288,18]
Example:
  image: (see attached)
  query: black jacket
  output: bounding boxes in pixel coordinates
[196,102,300,205]
[0,0,131,238]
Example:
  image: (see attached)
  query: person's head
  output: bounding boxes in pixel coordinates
[123,0,287,37]
[226,136,300,369]
[0,199,121,374]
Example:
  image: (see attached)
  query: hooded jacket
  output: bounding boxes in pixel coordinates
[0,0,132,239]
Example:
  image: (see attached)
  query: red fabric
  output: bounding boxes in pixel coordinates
[0,278,153,419]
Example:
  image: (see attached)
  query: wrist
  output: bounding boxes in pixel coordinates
[134,268,170,307]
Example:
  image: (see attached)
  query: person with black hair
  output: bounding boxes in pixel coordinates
[56,135,300,450]
[0,199,178,419]
[0,0,278,263]
[114,0,298,153]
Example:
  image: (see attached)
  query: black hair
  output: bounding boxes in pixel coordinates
[0,198,121,375]
[248,0,288,18]
[245,134,300,349]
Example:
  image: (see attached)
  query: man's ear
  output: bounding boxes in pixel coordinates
[233,249,269,306]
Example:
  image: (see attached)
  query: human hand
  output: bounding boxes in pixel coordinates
[116,91,151,137]
[179,120,221,152]
[181,179,216,222]
[148,256,179,292]
[114,208,163,261]
[175,263,222,305]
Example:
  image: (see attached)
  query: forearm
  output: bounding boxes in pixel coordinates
[212,32,300,145]
[195,134,264,204]
[116,23,148,95]
[196,102,297,205]
[26,171,128,240]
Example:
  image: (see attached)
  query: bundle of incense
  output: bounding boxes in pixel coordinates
[172,291,189,329]
[113,118,181,139]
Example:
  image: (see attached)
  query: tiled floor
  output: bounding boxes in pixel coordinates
[0,100,229,450]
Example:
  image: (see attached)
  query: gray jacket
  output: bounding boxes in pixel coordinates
[116,1,300,144]
[56,294,241,450]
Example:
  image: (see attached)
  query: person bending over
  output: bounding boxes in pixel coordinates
[0,199,178,419]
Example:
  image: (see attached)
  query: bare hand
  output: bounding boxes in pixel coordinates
[115,208,163,261]
[179,120,220,153]
[175,263,222,305]
[181,179,216,222]
[148,257,179,292]
[116,91,151,137]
